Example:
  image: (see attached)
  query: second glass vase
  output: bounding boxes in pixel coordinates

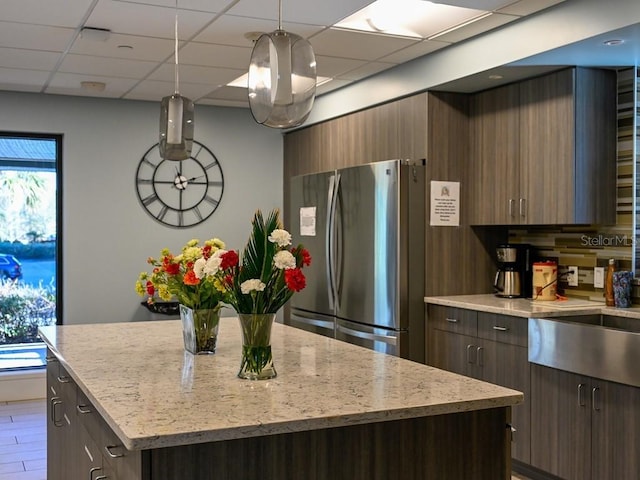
[237,313,277,380]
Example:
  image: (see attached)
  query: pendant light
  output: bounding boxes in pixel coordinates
[248,0,317,128]
[159,0,194,160]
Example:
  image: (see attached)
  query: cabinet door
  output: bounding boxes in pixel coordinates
[469,82,520,225]
[46,358,64,480]
[519,69,575,224]
[428,329,477,377]
[591,379,640,479]
[479,339,530,463]
[530,364,591,480]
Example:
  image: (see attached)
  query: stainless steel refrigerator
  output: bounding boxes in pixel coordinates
[287,159,425,363]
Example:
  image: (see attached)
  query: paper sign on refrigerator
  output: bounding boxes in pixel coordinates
[430,181,460,226]
[299,206,316,236]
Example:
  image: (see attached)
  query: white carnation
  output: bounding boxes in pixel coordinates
[268,229,292,247]
[274,250,296,270]
[241,279,266,294]
[203,255,223,276]
[193,258,207,279]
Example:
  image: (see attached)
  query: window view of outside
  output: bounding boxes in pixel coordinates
[0,135,58,371]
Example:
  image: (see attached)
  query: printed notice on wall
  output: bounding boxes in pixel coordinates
[430,181,460,226]
[299,207,317,236]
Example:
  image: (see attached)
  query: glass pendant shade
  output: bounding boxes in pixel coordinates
[248,30,316,128]
[159,93,194,160]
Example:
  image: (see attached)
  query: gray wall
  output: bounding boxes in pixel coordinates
[0,91,283,324]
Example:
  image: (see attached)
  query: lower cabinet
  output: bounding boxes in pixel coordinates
[426,306,531,463]
[46,350,141,480]
[530,363,640,480]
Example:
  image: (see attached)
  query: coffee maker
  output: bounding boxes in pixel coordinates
[494,244,532,298]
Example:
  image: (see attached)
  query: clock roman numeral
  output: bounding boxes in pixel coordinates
[178,211,184,226]
[138,178,153,185]
[193,206,203,221]
[204,160,219,170]
[142,193,159,206]
[157,205,169,221]
[142,156,158,168]
[204,196,219,207]
[207,180,223,187]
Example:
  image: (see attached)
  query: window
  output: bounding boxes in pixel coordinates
[0,133,61,371]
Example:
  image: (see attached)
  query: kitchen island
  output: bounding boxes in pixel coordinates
[40,319,522,480]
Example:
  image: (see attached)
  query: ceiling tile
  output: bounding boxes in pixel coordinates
[337,61,396,81]
[0,67,50,90]
[0,48,62,71]
[149,63,245,87]
[45,72,140,97]
[58,54,159,78]
[432,12,519,43]
[0,22,76,51]
[193,14,325,46]
[113,0,232,13]
[379,39,451,63]
[124,79,218,101]
[316,78,351,95]
[202,85,249,102]
[315,55,367,78]
[0,0,95,27]
[69,33,175,62]
[228,0,375,26]
[310,28,419,62]
[179,42,252,69]
[85,0,216,39]
[498,0,565,16]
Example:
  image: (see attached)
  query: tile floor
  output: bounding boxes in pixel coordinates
[1,399,532,480]
[0,399,46,480]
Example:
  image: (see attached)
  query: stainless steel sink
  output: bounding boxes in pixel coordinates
[528,316,640,387]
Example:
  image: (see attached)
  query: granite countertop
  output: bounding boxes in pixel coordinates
[424,294,640,319]
[39,319,522,451]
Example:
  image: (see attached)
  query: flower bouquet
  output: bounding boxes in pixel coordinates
[135,238,236,354]
[220,209,311,379]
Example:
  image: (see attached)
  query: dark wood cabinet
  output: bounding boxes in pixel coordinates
[427,306,531,463]
[531,363,640,480]
[469,67,616,225]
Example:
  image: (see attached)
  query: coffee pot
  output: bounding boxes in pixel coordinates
[494,244,531,298]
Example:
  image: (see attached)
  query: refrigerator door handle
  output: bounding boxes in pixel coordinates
[327,173,340,312]
[336,323,398,346]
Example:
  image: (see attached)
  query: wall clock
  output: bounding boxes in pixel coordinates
[135,140,224,228]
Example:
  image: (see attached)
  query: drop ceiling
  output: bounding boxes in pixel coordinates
[0,0,567,108]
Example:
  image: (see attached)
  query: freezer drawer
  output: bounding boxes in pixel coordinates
[288,308,335,339]
[335,319,406,357]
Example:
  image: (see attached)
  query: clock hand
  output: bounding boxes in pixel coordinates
[186,174,206,182]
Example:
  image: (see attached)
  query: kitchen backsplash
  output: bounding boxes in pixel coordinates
[508,67,640,304]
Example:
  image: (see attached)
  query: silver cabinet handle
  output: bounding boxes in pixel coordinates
[519,198,526,218]
[466,344,476,364]
[104,445,124,458]
[445,318,458,323]
[492,326,508,332]
[507,424,516,442]
[592,387,601,411]
[51,398,64,427]
[509,199,515,218]
[476,346,484,367]
[57,375,70,384]
[89,466,102,480]
[77,404,92,414]
[578,383,586,407]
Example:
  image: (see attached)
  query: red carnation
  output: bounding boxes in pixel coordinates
[183,270,200,286]
[162,256,180,275]
[284,268,306,292]
[300,248,311,267]
[221,250,239,270]
[145,281,155,296]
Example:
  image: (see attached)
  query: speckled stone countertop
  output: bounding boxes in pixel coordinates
[425,294,640,319]
[39,319,522,451]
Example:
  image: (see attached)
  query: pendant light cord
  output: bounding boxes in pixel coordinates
[278,0,282,31]
[174,0,180,95]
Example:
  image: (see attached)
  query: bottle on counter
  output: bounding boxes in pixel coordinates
[604,258,616,306]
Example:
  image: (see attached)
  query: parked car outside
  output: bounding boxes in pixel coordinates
[0,254,22,280]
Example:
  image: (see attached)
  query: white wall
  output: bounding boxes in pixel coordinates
[0,92,283,324]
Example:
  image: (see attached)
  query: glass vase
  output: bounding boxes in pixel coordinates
[179,304,220,355]
[237,313,277,380]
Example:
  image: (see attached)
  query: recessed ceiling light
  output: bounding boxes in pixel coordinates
[80,27,111,42]
[603,39,624,46]
[81,81,106,92]
[118,45,133,50]
[488,74,503,80]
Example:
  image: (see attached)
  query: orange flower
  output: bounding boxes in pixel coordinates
[183,270,200,285]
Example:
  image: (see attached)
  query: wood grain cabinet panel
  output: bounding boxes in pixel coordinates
[427,307,531,463]
[531,363,640,480]
[469,67,616,226]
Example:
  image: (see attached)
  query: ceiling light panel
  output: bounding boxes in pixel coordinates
[335,0,487,39]
[311,28,419,61]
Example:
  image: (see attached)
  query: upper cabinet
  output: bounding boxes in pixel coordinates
[469,67,617,226]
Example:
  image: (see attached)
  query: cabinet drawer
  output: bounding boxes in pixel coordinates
[428,305,477,336]
[76,388,141,477]
[478,312,527,347]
